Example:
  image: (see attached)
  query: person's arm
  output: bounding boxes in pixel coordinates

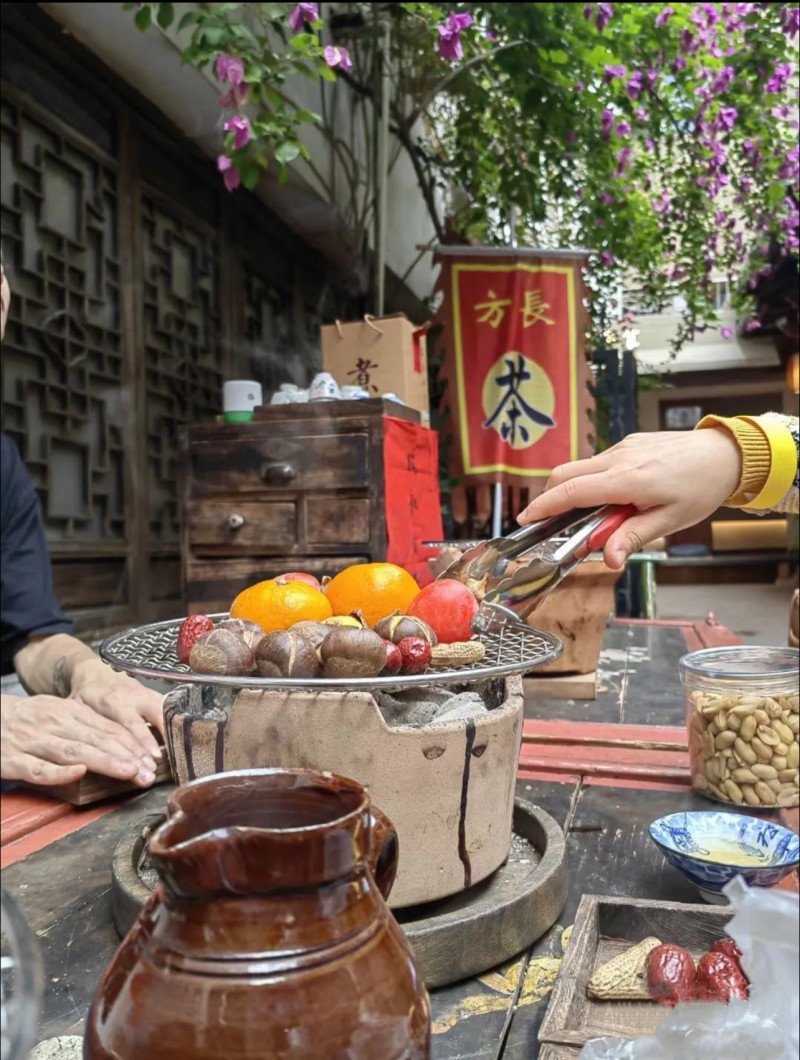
[14,633,163,754]
[516,414,798,568]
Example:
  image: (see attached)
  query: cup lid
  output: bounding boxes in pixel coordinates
[680,645,799,679]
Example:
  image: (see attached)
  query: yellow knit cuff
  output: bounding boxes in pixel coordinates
[737,415,797,511]
[695,414,770,506]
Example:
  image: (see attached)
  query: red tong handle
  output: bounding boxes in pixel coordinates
[587,505,637,552]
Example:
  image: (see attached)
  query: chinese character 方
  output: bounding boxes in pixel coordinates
[475,289,512,329]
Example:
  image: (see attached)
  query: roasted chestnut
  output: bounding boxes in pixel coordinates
[217,617,265,652]
[255,631,321,679]
[188,629,255,676]
[373,612,437,647]
[289,620,331,650]
[319,627,388,679]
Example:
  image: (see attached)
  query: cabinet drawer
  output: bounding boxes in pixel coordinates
[305,496,372,546]
[187,430,371,495]
[186,500,297,552]
[185,556,369,613]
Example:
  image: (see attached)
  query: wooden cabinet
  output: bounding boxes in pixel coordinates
[180,400,421,612]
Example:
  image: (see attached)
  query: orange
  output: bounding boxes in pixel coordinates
[324,563,420,628]
[230,579,332,633]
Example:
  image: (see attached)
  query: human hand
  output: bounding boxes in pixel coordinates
[517,428,742,569]
[1,694,159,788]
[69,658,164,763]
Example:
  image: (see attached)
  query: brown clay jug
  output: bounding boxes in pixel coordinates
[84,768,430,1059]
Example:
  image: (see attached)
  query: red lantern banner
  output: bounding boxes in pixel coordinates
[435,248,593,492]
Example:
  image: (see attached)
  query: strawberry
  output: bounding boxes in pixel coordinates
[177,615,215,663]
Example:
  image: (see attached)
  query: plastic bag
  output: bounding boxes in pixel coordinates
[578,878,799,1060]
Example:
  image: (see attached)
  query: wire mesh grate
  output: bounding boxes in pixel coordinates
[100,609,563,694]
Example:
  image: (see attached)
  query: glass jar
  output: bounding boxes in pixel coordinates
[681,646,799,809]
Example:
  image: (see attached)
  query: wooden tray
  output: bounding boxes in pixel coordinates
[539,894,733,1053]
[26,756,172,806]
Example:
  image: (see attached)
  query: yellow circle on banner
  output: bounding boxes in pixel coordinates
[481,352,556,450]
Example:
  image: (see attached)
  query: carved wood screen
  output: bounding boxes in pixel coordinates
[0,9,353,635]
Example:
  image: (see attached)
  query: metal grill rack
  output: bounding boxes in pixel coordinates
[99,609,563,694]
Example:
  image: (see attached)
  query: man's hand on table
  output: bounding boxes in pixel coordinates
[0,693,160,788]
[68,656,164,754]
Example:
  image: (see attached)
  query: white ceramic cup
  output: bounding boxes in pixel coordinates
[223,380,262,412]
[269,391,292,405]
[341,386,370,400]
[309,372,341,401]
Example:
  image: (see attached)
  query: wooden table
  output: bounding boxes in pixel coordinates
[2,621,797,1059]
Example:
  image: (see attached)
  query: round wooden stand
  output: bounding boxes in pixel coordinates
[110,797,567,988]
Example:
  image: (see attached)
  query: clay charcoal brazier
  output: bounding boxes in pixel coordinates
[163,677,524,908]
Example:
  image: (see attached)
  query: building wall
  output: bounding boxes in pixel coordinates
[0,3,364,635]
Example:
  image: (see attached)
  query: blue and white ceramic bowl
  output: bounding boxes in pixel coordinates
[650,811,799,904]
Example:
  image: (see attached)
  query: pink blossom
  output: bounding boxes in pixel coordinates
[635,107,648,121]
[288,3,319,33]
[744,320,762,333]
[626,72,643,99]
[486,29,497,41]
[616,120,631,137]
[437,12,473,62]
[601,109,615,140]
[596,3,614,31]
[718,106,737,130]
[655,6,673,26]
[323,45,353,71]
[219,83,249,109]
[604,64,627,83]
[766,62,793,93]
[600,251,616,266]
[215,55,245,86]
[720,327,734,339]
[224,115,251,150]
[616,145,633,173]
[217,155,240,192]
[671,55,688,74]
[782,6,800,36]
[600,191,616,205]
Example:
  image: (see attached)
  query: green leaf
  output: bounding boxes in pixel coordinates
[290,32,317,50]
[318,63,338,82]
[275,141,301,164]
[293,109,321,124]
[202,25,227,47]
[264,86,283,106]
[177,9,200,31]
[240,160,260,190]
[156,3,174,30]
[134,5,153,32]
[767,182,786,209]
[548,49,568,65]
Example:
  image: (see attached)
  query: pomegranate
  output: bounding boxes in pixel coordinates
[407,581,479,644]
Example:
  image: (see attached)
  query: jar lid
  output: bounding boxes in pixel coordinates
[680,645,799,680]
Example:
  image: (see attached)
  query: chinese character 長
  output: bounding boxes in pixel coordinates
[483,354,556,446]
[520,290,554,327]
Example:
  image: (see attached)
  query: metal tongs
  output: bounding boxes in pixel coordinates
[437,504,635,626]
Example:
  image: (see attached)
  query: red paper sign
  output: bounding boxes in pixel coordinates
[383,416,443,586]
[436,251,590,484]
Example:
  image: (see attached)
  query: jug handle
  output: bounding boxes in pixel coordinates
[368,808,399,899]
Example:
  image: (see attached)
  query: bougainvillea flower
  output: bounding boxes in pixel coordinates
[323,45,353,71]
[616,120,631,136]
[217,155,240,192]
[219,84,249,109]
[288,3,319,33]
[655,7,674,26]
[215,54,244,86]
[600,251,616,266]
[601,109,615,140]
[437,12,473,61]
[604,64,627,83]
[223,115,251,150]
[720,326,734,339]
[596,3,614,31]
[718,106,738,130]
[626,72,643,99]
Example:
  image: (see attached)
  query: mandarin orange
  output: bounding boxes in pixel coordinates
[230,579,332,633]
[324,563,420,627]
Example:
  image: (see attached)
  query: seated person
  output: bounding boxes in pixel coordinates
[1,257,163,789]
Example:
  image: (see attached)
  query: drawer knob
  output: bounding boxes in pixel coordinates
[228,513,245,530]
[261,462,296,484]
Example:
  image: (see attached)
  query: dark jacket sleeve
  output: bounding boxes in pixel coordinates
[1,434,74,675]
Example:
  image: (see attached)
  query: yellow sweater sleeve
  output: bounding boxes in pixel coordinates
[695,413,799,513]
